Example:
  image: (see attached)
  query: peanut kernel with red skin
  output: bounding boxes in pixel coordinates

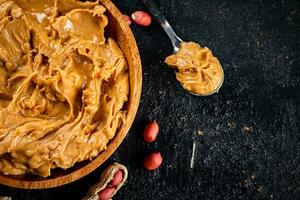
[98,187,115,200]
[109,170,123,187]
[131,11,152,26]
[123,14,131,25]
[143,121,159,143]
[143,152,163,170]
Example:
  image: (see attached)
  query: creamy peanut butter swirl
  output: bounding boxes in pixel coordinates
[0,0,129,177]
[165,42,223,95]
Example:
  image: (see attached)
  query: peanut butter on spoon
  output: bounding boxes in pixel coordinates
[165,42,224,95]
[142,0,224,96]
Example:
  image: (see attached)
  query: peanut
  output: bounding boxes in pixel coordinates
[109,170,123,187]
[98,187,115,200]
[143,121,159,143]
[123,14,131,25]
[143,152,163,170]
[82,163,127,200]
[131,11,152,26]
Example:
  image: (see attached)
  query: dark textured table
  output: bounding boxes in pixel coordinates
[0,0,299,199]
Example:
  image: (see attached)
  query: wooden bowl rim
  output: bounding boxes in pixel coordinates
[0,0,142,189]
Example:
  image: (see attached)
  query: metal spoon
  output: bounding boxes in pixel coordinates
[141,0,224,96]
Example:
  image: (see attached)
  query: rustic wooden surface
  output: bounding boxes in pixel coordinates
[0,0,299,199]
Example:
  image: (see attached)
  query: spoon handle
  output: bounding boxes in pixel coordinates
[141,0,182,52]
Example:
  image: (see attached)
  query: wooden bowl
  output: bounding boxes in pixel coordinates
[0,0,142,189]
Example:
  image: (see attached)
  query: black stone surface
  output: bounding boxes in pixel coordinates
[0,0,299,199]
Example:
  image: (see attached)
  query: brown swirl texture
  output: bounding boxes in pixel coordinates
[0,0,129,177]
[165,42,223,95]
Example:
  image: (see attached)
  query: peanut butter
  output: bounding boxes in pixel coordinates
[0,0,129,177]
[165,42,223,95]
